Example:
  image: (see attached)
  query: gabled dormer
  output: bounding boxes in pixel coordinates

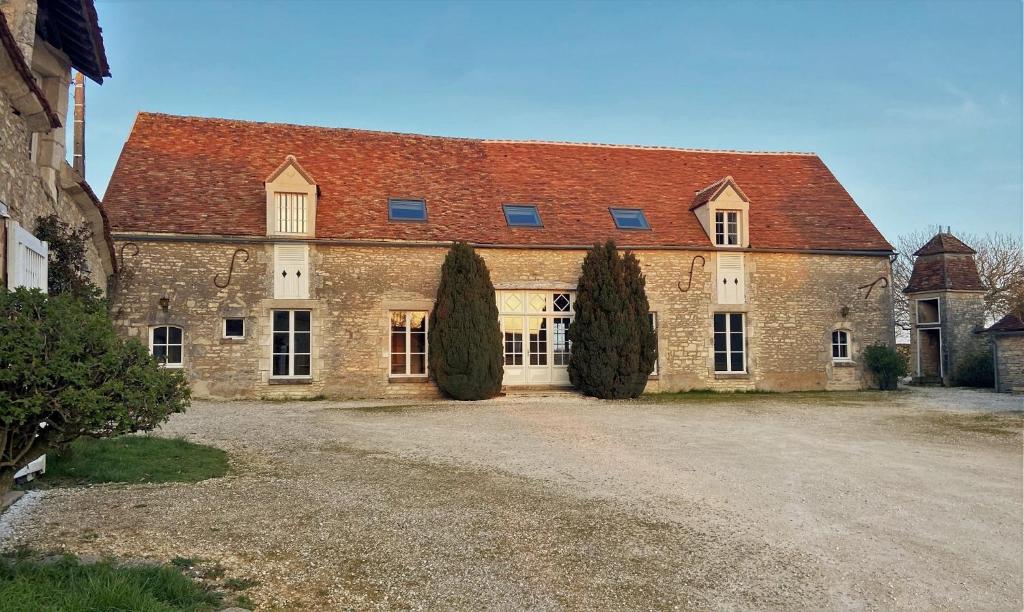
[265,155,317,238]
[690,176,750,248]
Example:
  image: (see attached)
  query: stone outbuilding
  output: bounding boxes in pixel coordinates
[981,313,1024,393]
[904,232,987,385]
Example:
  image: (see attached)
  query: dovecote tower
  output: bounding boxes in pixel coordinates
[904,232,987,384]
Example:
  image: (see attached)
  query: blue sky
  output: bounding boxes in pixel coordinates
[82,0,1022,243]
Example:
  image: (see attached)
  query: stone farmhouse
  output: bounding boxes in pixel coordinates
[0,0,113,295]
[103,113,896,399]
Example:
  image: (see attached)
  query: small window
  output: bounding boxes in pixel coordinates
[275,193,307,234]
[272,310,311,378]
[150,325,183,368]
[916,298,940,325]
[390,311,428,376]
[388,199,427,222]
[832,330,850,361]
[649,312,659,376]
[610,208,650,230]
[503,204,542,227]
[224,318,245,338]
[713,313,745,373]
[715,210,740,246]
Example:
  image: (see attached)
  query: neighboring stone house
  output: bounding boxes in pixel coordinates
[981,313,1024,393]
[904,232,988,385]
[103,113,896,399]
[0,0,114,294]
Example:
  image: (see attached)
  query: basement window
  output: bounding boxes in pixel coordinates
[503,204,543,227]
[610,208,650,230]
[224,318,245,339]
[388,199,427,222]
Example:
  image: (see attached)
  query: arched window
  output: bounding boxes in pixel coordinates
[150,325,183,368]
[831,330,851,362]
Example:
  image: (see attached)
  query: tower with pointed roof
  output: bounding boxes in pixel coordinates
[904,232,987,384]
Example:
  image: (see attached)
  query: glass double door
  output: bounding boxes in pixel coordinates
[497,290,574,386]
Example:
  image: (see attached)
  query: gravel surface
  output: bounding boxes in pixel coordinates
[2,387,1021,610]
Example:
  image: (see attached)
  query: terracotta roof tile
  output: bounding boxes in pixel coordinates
[103,113,893,251]
[904,253,986,293]
[984,313,1024,333]
[914,233,976,256]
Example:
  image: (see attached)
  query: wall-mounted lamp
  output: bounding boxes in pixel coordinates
[158,297,170,312]
[840,305,850,318]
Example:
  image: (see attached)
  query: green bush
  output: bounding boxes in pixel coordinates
[0,288,190,494]
[862,344,908,390]
[952,350,994,388]
[428,242,504,400]
[34,214,101,300]
[568,241,656,399]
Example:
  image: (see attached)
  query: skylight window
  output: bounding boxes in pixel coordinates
[503,204,542,227]
[388,198,427,222]
[610,208,650,230]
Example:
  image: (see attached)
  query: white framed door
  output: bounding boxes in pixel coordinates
[497,290,574,386]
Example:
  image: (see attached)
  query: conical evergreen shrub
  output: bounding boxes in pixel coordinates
[428,242,504,400]
[568,241,656,399]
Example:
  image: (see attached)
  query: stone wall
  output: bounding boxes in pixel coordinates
[110,238,894,399]
[993,335,1024,393]
[906,291,987,383]
[0,70,106,291]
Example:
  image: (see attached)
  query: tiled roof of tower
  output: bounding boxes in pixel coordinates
[914,233,976,256]
[103,113,893,251]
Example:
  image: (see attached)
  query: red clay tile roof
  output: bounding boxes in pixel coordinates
[914,233,976,256]
[103,113,893,251]
[904,253,986,293]
[688,176,750,211]
[984,313,1024,334]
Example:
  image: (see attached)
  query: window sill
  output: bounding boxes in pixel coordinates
[220,337,246,344]
[714,372,750,380]
[389,377,430,384]
[269,378,313,385]
[832,360,857,368]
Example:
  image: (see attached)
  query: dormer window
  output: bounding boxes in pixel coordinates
[690,176,750,248]
[715,210,740,246]
[266,155,317,237]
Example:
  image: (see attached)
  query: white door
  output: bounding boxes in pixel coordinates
[497,290,574,386]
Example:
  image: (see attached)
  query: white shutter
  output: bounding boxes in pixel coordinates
[273,244,309,299]
[716,253,744,304]
[7,220,48,291]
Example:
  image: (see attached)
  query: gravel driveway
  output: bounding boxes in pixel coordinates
[2,387,1021,610]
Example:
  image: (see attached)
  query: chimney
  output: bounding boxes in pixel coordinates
[73,72,85,176]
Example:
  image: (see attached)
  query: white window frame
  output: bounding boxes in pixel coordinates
[832,330,851,362]
[150,325,184,368]
[275,192,308,234]
[713,313,746,374]
[649,312,659,376]
[389,310,428,377]
[223,318,245,339]
[715,210,741,247]
[271,310,311,379]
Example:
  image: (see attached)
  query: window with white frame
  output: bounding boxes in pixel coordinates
[832,330,851,361]
[916,298,940,325]
[649,312,659,376]
[715,210,740,246]
[150,325,183,368]
[224,318,245,339]
[390,311,427,377]
[713,313,745,373]
[272,310,311,377]
[275,193,308,234]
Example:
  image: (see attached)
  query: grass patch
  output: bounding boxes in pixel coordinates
[36,436,228,487]
[0,552,222,612]
[638,389,897,405]
[905,411,1024,437]
[348,403,428,414]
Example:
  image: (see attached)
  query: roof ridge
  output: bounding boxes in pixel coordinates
[134,112,818,157]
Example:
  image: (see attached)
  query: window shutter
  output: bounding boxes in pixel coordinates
[273,244,309,299]
[6,220,48,291]
[716,253,744,304]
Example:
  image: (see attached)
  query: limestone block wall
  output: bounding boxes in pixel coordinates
[907,291,987,383]
[110,237,894,399]
[0,86,106,290]
[993,335,1024,393]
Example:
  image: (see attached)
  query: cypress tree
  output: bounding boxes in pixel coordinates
[428,242,504,400]
[568,241,656,399]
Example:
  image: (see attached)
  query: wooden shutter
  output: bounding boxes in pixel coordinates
[6,220,48,291]
[717,253,744,304]
[273,244,309,299]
